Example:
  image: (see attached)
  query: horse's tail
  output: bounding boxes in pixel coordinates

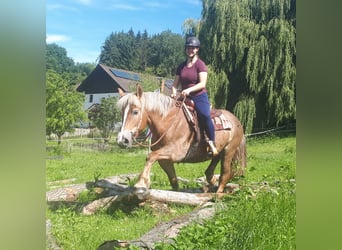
[233,134,247,176]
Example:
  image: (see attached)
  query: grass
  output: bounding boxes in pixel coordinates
[47,203,194,249]
[157,181,295,250]
[46,133,296,249]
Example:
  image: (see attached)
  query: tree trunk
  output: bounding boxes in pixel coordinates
[46,174,138,202]
[97,201,220,249]
[57,135,62,144]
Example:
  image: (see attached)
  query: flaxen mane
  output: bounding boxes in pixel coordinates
[117,92,175,118]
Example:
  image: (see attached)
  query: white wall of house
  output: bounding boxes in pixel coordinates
[83,93,119,110]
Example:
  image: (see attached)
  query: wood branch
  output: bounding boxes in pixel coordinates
[47,175,240,215]
[46,183,88,202]
[82,196,120,215]
[97,202,220,249]
[147,189,214,206]
[93,178,215,205]
[46,174,138,202]
[81,181,215,215]
[46,219,61,250]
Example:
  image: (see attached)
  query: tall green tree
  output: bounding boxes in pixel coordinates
[46,43,95,85]
[46,70,86,144]
[199,0,296,133]
[135,30,149,71]
[182,18,200,37]
[88,97,120,143]
[99,29,136,70]
[99,29,184,77]
[46,43,75,74]
[149,30,184,77]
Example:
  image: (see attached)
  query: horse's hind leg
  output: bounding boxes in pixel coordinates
[204,156,220,191]
[158,160,178,190]
[217,146,237,193]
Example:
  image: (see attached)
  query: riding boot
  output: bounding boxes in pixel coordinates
[207,140,218,156]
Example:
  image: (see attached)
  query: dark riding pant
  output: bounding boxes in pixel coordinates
[190,92,215,141]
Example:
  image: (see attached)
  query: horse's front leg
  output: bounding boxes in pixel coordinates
[133,151,160,199]
[159,160,178,190]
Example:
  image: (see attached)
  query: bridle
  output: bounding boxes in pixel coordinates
[131,96,185,148]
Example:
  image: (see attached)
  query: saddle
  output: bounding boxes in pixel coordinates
[177,97,232,133]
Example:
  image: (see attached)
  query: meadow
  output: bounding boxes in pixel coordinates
[46,133,296,249]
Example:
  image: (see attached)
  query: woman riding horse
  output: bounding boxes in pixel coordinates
[171,36,218,156]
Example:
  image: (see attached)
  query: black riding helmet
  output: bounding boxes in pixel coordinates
[185,36,200,47]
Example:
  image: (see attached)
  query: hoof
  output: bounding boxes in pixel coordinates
[133,187,150,200]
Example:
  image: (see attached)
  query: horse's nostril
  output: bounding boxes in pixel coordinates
[124,138,129,144]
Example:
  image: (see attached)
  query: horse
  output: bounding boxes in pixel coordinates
[116,84,246,197]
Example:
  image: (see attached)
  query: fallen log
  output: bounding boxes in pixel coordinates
[147,189,214,206]
[47,176,239,215]
[46,174,138,202]
[46,219,61,250]
[81,185,215,215]
[80,178,229,215]
[97,201,220,249]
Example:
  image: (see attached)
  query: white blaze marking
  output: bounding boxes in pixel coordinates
[119,105,129,137]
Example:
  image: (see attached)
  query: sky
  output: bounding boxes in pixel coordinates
[46,0,202,63]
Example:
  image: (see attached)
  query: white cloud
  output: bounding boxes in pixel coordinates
[46,34,70,43]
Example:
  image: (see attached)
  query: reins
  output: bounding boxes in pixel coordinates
[133,97,185,148]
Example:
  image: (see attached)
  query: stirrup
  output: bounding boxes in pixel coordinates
[207,140,218,156]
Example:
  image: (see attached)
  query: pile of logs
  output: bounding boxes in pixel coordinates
[46,174,240,249]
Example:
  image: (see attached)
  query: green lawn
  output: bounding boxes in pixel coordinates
[46,134,296,249]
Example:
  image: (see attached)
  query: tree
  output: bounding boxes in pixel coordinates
[182,18,200,37]
[99,30,136,70]
[88,96,120,143]
[46,43,96,85]
[148,30,184,77]
[135,30,150,71]
[199,0,296,133]
[99,29,184,77]
[46,70,86,144]
[46,43,75,74]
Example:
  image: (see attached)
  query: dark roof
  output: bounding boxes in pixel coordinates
[76,64,141,94]
[160,79,173,96]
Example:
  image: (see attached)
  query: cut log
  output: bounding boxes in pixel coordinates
[46,219,61,250]
[81,186,215,215]
[47,176,239,215]
[82,196,120,215]
[147,189,214,206]
[46,174,138,202]
[97,202,220,249]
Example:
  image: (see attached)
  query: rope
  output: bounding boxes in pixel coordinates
[245,125,295,137]
[148,97,185,148]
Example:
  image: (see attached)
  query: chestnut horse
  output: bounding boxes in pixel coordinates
[117,85,246,196]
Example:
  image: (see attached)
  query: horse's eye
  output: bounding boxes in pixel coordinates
[132,110,139,115]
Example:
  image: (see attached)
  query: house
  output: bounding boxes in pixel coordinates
[76,63,141,110]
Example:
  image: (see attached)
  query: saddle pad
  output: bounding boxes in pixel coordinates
[212,114,232,130]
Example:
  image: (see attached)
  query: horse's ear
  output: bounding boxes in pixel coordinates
[136,84,143,98]
[118,88,125,97]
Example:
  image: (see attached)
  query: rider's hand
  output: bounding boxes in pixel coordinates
[181,90,189,97]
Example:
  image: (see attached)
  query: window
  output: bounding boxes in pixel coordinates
[89,94,93,103]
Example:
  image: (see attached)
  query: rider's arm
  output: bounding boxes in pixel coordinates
[181,72,207,96]
[171,75,180,98]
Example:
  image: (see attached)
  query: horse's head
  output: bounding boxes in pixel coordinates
[117,85,147,148]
